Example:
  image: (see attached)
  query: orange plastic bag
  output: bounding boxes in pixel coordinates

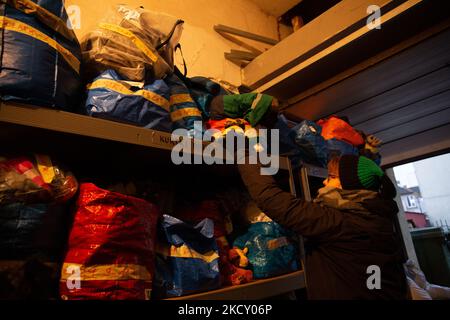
[317,116,364,147]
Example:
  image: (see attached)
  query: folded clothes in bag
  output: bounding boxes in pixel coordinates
[233,222,298,279]
[60,183,160,300]
[153,214,220,297]
[0,0,82,110]
[85,69,172,131]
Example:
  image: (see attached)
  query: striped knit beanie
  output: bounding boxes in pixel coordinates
[339,155,384,191]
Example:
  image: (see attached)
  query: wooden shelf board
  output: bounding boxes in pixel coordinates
[165,270,305,300]
[0,101,178,151]
[0,102,292,165]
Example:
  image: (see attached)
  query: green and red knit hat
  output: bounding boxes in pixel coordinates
[338,155,384,191]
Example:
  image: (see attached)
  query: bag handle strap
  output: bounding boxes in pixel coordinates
[156,19,184,50]
[174,43,187,79]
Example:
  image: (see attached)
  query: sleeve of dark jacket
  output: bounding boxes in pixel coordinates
[238,162,345,240]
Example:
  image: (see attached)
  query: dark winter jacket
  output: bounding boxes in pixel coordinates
[238,163,407,300]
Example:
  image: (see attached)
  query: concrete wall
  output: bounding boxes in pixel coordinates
[386,168,418,264]
[65,0,283,86]
[413,153,450,226]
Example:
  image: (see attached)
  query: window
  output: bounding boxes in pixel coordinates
[406,195,417,208]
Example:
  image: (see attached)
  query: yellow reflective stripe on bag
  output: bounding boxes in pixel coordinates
[87,79,170,112]
[137,89,170,112]
[157,244,219,263]
[5,0,77,42]
[99,22,158,63]
[170,107,202,122]
[0,16,80,74]
[60,263,152,281]
[87,79,131,94]
[169,93,194,105]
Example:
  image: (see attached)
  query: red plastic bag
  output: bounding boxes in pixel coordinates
[317,116,364,147]
[59,183,159,300]
[175,200,228,237]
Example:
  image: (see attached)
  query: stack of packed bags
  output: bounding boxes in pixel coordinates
[0,0,283,140]
[0,154,78,299]
[151,185,299,299]
[0,155,300,300]
[81,5,281,137]
[81,5,188,132]
[277,114,383,167]
[0,0,82,110]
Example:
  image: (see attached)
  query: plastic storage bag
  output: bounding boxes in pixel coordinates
[293,120,329,167]
[173,199,250,286]
[0,0,82,110]
[165,73,203,132]
[317,116,364,146]
[0,203,69,299]
[153,214,220,297]
[81,5,183,82]
[85,69,172,131]
[275,114,300,155]
[60,183,160,300]
[326,138,360,160]
[183,76,230,118]
[0,154,78,206]
[233,222,298,279]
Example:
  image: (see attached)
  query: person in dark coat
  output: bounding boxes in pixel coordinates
[238,154,408,300]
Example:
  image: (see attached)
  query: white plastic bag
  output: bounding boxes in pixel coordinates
[81,5,184,82]
[404,259,450,300]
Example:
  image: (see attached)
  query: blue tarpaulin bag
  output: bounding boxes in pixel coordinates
[165,73,203,132]
[0,202,69,299]
[293,120,329,167]
[185,76,229,118]
[275,114,299,155]
[0,0,82,110]
[327,138,360,160]
[232,222,298,279]
[85,69,172,132]
[154,214,220,297]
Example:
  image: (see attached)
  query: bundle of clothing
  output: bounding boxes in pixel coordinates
[277,114,383,167]
[0,154,78,299]
[81,5,283,136]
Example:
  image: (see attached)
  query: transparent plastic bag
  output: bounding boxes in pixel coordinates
[81,5,184,82]
[0,155,78,205]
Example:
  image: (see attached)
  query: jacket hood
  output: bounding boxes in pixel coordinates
[314,186,399,218]
[361,196,399,219]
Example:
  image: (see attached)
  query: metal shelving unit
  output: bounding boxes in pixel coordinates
[0,101,307,300]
